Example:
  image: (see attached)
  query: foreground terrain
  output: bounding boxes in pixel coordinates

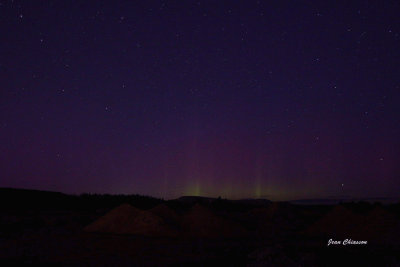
[0,188,399,266]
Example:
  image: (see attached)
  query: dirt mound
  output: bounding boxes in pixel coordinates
[305,205,364,238]
[354,206,400,245]
[84,203,177,237]
[182,204,246,238]
[84,203,141,233]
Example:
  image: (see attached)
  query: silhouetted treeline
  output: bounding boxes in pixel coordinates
[78,193,163,210]
[0,188,162,212]
[1,188,398,214]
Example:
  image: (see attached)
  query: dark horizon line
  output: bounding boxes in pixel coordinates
[1,187,399,203]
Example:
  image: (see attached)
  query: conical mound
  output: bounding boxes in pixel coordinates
[305,205,364,238]
[354,206,400,244]
[84,203,141,233]
[182,204,246,238]
[84,203,177,237]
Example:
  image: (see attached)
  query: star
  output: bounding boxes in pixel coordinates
[2,0,399,202]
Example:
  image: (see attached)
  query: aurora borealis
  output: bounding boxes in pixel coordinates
[1,1,399,200]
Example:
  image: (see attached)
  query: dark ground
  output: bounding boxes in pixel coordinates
[0,188,399,266]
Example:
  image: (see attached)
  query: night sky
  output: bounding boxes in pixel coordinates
[1,1,399,200]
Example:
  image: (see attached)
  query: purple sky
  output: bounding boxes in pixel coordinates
[1,0,399,200]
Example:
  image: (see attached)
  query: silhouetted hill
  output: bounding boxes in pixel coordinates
[172,196,272,213]
[175,196,271,205]
[231,198,272,206]
[0,187,162,212]
[175,196,217,204]
[0,188,74,211]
